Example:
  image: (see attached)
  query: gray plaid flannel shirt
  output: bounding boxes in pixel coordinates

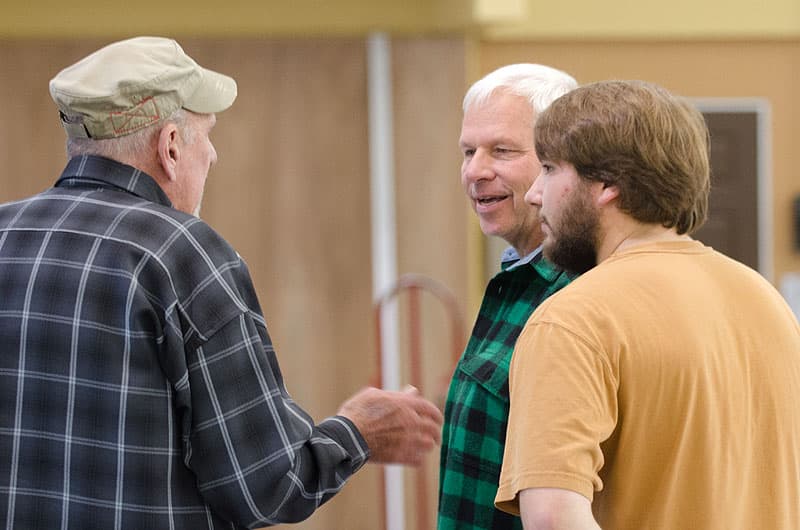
[0,155,368,529]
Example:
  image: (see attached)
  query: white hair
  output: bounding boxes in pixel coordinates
[66,108,194,160]
[463,63,578,116]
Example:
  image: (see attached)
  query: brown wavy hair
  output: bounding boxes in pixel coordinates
[535,80,710,235]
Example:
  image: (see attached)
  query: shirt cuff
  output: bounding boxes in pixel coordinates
[317,415,371,471]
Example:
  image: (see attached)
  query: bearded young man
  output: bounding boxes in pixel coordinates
[495,80,800,530]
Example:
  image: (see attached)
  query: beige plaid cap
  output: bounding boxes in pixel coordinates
[49,36,237,139]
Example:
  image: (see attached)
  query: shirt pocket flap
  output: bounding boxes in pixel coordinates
[457,342,512,403]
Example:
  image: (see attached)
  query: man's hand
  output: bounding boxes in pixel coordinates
[337,386,443,466]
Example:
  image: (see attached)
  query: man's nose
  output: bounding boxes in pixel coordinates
[525,172,544,205]
[462,150,494,183]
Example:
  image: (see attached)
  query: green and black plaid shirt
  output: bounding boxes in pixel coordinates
[438,248,573,530]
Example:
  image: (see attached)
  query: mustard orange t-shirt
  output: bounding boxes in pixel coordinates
[496,240,800,529]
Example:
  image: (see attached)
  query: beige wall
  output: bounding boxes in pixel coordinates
[3,0,799,38]
[0,0,479,37]
[484,0,800,39]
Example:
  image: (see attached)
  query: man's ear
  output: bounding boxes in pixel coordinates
[597,182,620,207]
[157,123,181,182]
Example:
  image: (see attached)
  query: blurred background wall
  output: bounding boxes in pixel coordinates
[1,1,799,528]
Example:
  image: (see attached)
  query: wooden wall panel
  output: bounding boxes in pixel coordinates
[192,37,375,419]
[393,35,470,401]
[479,40,800,282]
[393,36,469,529]
[0,40,105,201]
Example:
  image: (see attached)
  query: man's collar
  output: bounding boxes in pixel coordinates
[55,155,173,208]
[501,246,543,271]
[499,244,567,282]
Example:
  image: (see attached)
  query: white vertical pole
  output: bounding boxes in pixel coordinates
[367,32,404,530]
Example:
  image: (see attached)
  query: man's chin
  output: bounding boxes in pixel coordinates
[478,218,505,239]
[545,242,597,275]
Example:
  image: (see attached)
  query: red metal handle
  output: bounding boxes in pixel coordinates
[373,273,465,530]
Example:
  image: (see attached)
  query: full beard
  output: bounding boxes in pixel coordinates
[542,189,599,276]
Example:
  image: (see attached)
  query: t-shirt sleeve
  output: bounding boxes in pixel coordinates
[495,317,618,515]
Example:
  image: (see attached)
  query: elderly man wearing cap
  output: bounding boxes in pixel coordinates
[0,37,442,529]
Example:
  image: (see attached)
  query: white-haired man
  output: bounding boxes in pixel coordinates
[438,63,578,530]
